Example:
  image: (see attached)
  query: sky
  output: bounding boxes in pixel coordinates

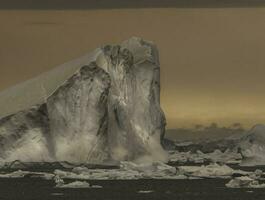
[1,3,265,129]
[1,0,265,9]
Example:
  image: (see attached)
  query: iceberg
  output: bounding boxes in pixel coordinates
[0,37,167,164]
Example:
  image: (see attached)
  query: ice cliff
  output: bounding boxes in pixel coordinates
[0,37,167,163]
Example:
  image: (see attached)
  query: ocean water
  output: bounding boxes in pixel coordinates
[0,163,265,200]
[0,178,265,200]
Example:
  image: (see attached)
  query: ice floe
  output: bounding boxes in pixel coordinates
[56,180,92,188]
[177,163,236,178]
[54,161,187,180]
[226,176,265,188]
[138,190,154,194]
[55,175,102,188]
[169,149,242,165]
[0,170,54,179]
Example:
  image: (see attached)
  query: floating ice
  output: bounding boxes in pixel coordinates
[0,170,54,179]
[54,161,186,180]
[56,180,91,188]
[169,149,242,165]
[226,176,265,188]
[178,163,235,178]
[0,170,30,178]
[138,190,154,194]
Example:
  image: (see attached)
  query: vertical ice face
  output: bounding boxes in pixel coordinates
[0,105,52,162]
[97,37,167,162]
[47,63,110,163]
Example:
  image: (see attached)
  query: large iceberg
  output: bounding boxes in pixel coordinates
[0,37,167,163]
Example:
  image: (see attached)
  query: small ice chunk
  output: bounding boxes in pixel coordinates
[138,190,154,194]
[56,181,91,188]
[54,175,64,186]
[51,193,64,196]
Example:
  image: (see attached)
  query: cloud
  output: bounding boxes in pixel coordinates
[0,0,264,10]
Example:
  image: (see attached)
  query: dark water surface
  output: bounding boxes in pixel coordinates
[0,178,265,200]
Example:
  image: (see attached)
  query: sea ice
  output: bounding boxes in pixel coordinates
[178,163,235,178]
[0,170,54,179]
[169,149,242,165]
[54,161,186,180]
[226,176,265,188]
[138,190,154,194]
[56,180,91,188]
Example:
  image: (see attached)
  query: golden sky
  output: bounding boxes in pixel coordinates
[1,8,265,129]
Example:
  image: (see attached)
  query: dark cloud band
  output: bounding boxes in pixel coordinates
[0,0,265,9]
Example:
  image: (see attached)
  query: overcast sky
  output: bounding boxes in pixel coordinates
[1,6,265,129]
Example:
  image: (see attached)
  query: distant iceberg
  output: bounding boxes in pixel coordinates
[238,124,265,166]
